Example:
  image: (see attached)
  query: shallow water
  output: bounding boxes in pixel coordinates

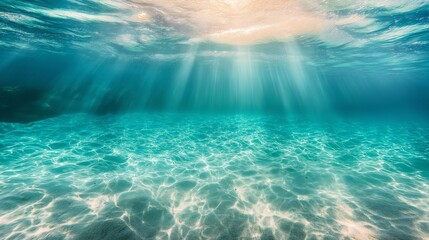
[1,113,428,239]
[1,1,429,239]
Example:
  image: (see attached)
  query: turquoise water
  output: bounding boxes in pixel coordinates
[1,0,429,239]
[1,113,428,239]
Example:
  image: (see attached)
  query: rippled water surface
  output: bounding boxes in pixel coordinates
[1,113,428,239]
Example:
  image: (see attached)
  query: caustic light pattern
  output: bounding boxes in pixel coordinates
[1,114,428,239]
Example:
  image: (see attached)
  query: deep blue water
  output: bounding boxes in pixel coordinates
[1,0,429,239]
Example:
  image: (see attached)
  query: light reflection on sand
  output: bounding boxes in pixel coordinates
[0,113,428,239]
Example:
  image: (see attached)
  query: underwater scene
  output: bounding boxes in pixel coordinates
[1,0,429,239]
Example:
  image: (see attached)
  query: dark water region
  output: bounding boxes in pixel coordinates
[1,50,429,123]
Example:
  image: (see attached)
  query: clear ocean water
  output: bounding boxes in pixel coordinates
[1,0,429,239]
[1,113,428,239]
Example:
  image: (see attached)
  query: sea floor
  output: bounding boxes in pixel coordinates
[0,113,428,239]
